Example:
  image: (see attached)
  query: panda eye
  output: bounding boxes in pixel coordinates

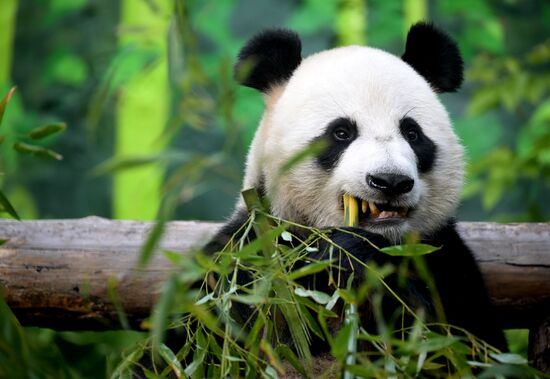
[406,129,419,142]
[333,127,351,141]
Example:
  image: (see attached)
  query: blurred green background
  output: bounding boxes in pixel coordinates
[1,0,550,224]
[0,0,549,377]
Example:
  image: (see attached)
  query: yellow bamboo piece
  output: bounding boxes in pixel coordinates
[343,193,359,227]
[342,193,360,379]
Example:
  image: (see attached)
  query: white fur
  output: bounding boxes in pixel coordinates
[239,46,464,239]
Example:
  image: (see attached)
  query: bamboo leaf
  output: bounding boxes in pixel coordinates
[233,224,288,259]
[27,123,66,139]
[158,343,184,377]
[138,220,166,269]
[151,274,177,355]
[275,345,309,378]
[260,339,285,376]
[380,243,440,257]
[0,189,20,220]
[106,278,130,330]
[280,231,292,242]
[299,304,325,340]
[399,334,460,354]
[91,152,192,177]
[279,139,327,175]
[331,322,352,360]
[294,288,332,305]
[0,87,16,127]
[489,353,528,365]
[109,348,144,379]
[287,261,331,281]
[13,142,63,160]
[345,365,379,377]
[184,330,207,377]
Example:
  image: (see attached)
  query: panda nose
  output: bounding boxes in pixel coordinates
[366,173,414,195]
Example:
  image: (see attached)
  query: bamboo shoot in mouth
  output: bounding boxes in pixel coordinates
[343,194,409,223]
[343,193,359,227]
[342,193,359,379]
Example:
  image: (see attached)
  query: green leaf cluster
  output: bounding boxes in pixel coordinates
[464,40,550,218]
[0,88,66,220]
[111,196,538,378]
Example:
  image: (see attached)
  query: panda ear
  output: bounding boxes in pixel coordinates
[234,29,302,93]
[402,22,463,93]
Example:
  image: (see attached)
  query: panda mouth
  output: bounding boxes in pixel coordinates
[343,195,410,223]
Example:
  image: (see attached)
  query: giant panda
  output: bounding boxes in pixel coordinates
[207,22,507,352]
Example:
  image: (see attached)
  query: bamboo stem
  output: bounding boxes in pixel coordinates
[343,194,360,379]
[114,0,170,220]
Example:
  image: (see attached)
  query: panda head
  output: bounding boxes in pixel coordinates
[236,23,464,240]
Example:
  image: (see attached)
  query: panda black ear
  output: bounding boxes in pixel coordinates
[234,29,302,93]
[402,22,463,93]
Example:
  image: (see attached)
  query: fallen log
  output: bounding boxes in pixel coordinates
[0,217,549,331]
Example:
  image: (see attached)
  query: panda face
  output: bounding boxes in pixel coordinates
[238,25,464,240]
[251,47,463,240]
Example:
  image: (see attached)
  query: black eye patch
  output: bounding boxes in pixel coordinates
[399,117,437,173]
[315,117,358,171]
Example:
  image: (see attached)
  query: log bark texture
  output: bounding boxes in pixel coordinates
[0,218,549,330]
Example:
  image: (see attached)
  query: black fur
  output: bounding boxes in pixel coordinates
[312,221,506,350]
[402,22,464,93]
[423,220,507,349]
[399,117,437,173]
[315,117,358,171]
[234,29,302,93]
[203,208,251,255]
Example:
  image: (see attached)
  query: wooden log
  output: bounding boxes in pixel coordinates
[0,218,549,330]
[0,217,219,329]
[456,222,550,329]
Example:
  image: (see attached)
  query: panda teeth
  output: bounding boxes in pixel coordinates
[378,211,399,219]
[348,196,409,220]
[369,202,380,218]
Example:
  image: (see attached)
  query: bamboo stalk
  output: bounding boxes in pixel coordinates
[403,0,427,37]
[114,1,170,220]
[0,0,18,84]
[343,194,360,379]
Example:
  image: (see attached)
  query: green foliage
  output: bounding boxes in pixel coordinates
[288,0,337,35]
[335,0,367,46]
[0,87,16,126]
[463,40,550,220]
[44,51,88,86]
[111,202,539,378]
[0,87,66,219]
[0,296,146,379]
